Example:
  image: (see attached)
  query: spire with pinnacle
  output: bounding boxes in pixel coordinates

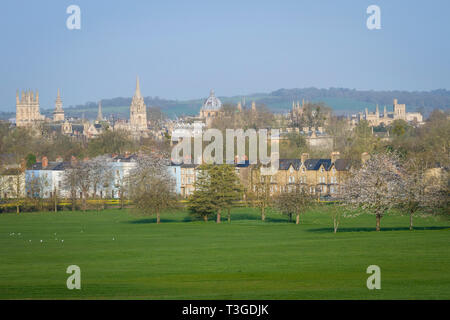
[135,76,141,98]
[53,88,64,122]
[97,100,103,121]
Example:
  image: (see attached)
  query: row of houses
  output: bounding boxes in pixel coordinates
[1,151,355,200]
[169,151,355,198]
[0,154,137,200]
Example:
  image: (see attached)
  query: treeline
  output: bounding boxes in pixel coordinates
[46,87,450,120]
[0,123,170,166]
[270,87,450,114]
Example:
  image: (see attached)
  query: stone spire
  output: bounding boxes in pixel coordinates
[130,77,147,131]
[53,88,64,122]
[97,100,103,121]
[55,89,62,110]
[135,76,141,98]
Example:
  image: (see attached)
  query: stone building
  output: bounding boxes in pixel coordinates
[199,89,222,127]
[249,151,352,197]
[129,76,148,131]
[360,99,423,126]
[52,89,65,122]
[113,77,149,136]
[15,89,45,127]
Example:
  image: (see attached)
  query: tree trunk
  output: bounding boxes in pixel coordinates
[409,212,413,231]
[296,213,300,225]
[333,216,338,233]
[156,211,160,224]
[216,209,221,223]
[376,213,381,231]
[16,204,20,215]
[203,215,208,222]
[227,208,231,223]
[261,207,265,221]
[82,191,87,212]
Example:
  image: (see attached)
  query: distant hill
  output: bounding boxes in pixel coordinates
[2,88,449,120]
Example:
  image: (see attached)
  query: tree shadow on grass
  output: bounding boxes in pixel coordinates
[127,213,289,224]
[231,212,288,223]
[308,226,450,233]
[128,218,180,224]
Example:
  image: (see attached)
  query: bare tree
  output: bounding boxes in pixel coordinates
[89,155,113,211]
[62,160,92,212]
[401,158,448,230]
[274,183,314,224]
[27,173,49,211]
[339,153,404,231]
[254,173,272,222]
[63,166,79,211]
[128,154,177,224]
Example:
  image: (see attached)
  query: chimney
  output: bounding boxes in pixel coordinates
[42,156,48,168]
[70,156,78,166]
[301,153,309,163]
[361,152,370,164]
[331,151,340,163]
[55,156,63,162]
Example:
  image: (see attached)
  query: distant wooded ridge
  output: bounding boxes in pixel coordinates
[1,87,449,120]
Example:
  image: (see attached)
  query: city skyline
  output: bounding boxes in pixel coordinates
[1,0,450,110]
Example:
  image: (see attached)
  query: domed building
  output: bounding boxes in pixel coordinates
[199,89,222,126]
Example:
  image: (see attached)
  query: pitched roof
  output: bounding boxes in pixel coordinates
[30,161,72,171]
[279,159,301,170]
[304,159,332,171]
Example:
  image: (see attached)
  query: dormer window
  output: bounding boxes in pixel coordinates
[320,167,324,173]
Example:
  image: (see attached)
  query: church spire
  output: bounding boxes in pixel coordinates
[97,100,103,121]
[53,88,64,121]
[135,76,141,98]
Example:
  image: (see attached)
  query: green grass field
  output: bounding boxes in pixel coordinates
[0,207,449,299]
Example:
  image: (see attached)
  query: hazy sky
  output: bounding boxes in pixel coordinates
[1,0,449,111]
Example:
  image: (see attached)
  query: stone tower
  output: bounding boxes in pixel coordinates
[129,76,147,130]
[16,89,44,127]
[393,99,406,120]
[96,100,103,121]
[53,88,65,122]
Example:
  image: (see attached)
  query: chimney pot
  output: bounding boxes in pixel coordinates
[42,156,48,168]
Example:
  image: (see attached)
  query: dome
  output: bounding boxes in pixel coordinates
[201,89,222,111]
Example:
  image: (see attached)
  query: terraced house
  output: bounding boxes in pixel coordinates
[249,152,353,198]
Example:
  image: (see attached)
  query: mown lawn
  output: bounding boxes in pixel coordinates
[0,207,448,299]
